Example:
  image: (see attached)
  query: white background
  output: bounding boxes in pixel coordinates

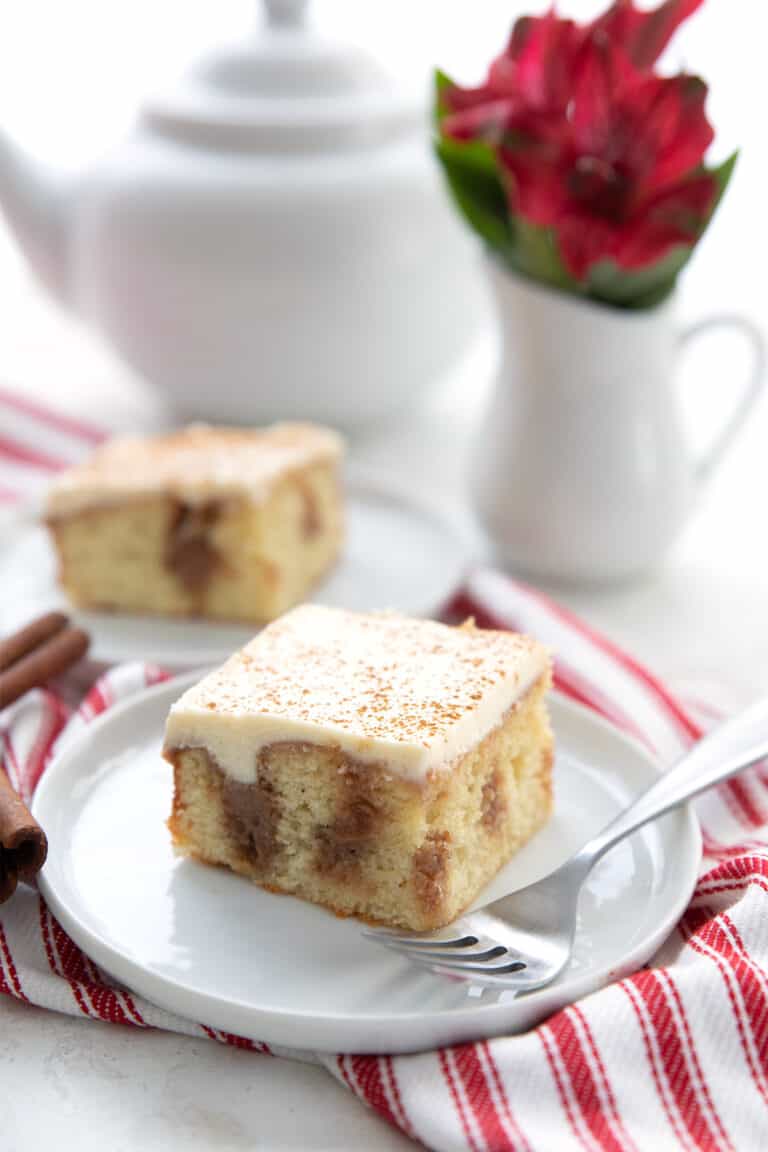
[1,3,767,1149]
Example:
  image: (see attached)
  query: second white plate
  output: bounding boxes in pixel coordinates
[1,479,473,665]
[34,679,701,1055]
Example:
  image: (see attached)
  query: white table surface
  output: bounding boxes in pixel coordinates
[1,2,768,1148]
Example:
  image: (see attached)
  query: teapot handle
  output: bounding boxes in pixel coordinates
[678,314,765,486]
[263,0,308,26]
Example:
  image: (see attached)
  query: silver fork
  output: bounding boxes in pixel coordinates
[364,697,768,991]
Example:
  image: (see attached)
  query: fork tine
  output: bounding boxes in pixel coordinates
[376,933,530,966]
[410,954,527,976]
[412,949,525,976]
[362,930,479,949]
[376,941,508,963]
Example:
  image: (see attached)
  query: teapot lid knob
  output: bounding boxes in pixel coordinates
[262,0,308,27]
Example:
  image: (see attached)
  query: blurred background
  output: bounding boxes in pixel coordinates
[2,0,765,288]
[1,0,767,699]
[1,0,765,412]
[0,0,765,420]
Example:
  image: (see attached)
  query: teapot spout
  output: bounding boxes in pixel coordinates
[0,130,71,305]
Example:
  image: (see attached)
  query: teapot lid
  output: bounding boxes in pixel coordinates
[145,0,420,151]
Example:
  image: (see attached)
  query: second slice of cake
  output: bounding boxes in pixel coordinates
[45,423,344,623]
[164,604,553,930]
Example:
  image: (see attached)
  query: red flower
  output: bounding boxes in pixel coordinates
[444,0,703,134]
[591,0,705,69]
[441,1,716,279]
[442,13,581,140]
[501,40,715,277]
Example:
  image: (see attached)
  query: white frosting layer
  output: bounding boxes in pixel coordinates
[164,604,549,784]
[46,423,344,517]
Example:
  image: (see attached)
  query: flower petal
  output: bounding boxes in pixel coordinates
[570,31,620,155]
[444,83,500,113]
[592,0,705,69]
[613,171,717,267]
[499,140,569,227]
[442,99,520,143]
[492,10,582,113]
[626,73,714,193]
[556,214,619,278]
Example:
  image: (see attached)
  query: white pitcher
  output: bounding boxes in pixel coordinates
[472,258,765,584]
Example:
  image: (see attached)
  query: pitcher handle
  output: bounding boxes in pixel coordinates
[679,314,766,485]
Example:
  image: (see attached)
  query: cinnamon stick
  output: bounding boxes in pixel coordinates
[0,610,68,671]
[0,626,90,709]
[0,847,18,903]
[0,612,91,901]
[0,770,47,903]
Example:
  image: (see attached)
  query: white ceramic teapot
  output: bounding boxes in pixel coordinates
[0,0,485,428]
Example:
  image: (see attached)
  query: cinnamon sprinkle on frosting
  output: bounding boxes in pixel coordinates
[46,423,344,517]
[164,605,549,784]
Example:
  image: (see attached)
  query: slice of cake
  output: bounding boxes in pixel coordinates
[45,423,344,623]
[163,604,553,930]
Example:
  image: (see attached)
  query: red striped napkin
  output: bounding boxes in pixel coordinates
[2,387,768,1151]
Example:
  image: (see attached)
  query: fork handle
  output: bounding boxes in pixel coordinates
[579,697,768,867]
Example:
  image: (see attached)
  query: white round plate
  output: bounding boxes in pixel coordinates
[34,678,701,1055]
[0,479,472,666]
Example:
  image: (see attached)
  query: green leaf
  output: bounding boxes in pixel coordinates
[433,69,458,128]
[513,219,576,292]
[434,136,514,255]
[707,150,738,216]
[585,246,692,309]
[435,132,498,176]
